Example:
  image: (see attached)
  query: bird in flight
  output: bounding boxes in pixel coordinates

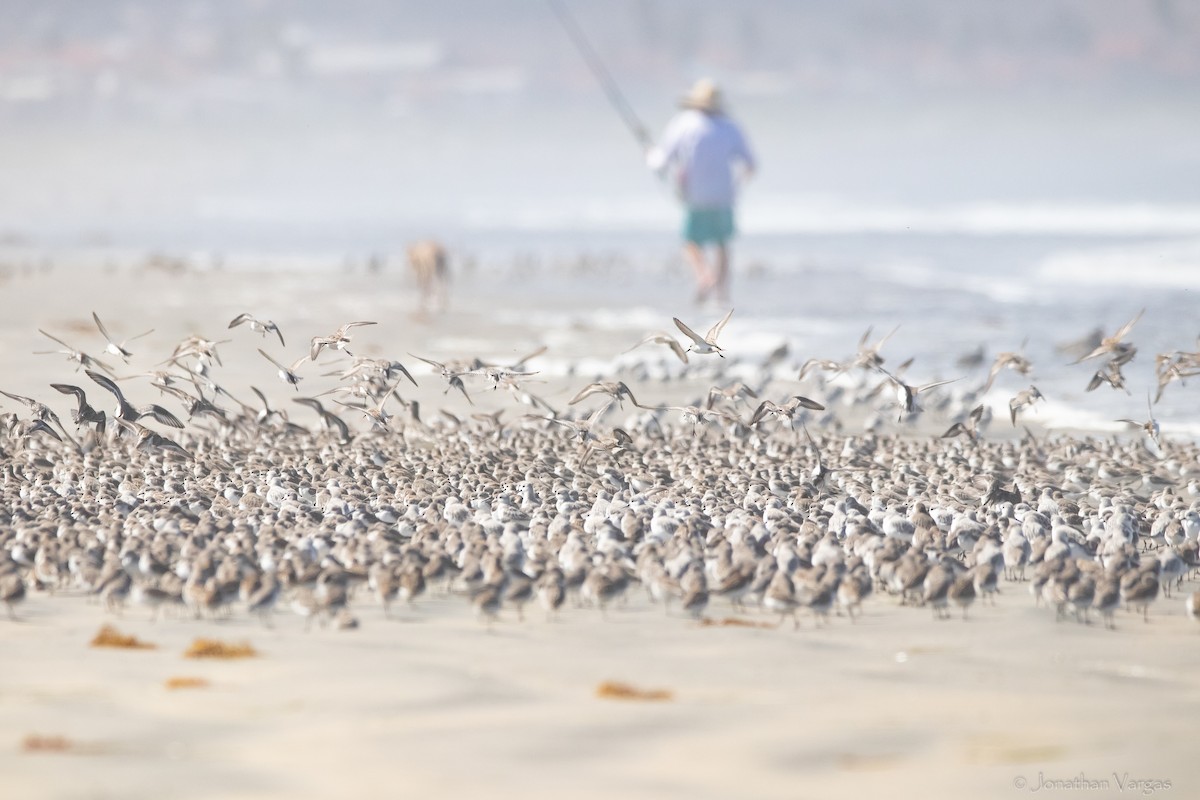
[35,328,117,376]
[875,366,957,421]
[1008,385,1044,426]
[259,349,308,390]
[748,396,825,429]
[1073,309,1143,364]
[623,332,689,364]
[92,311,153,362]
[85,369,184,429]
[310,321,377,361]
[1117,394,1162,450]
[673,308,734,357]
[229,313,286,347]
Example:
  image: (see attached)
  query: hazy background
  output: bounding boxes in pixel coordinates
[1,0,1198,254]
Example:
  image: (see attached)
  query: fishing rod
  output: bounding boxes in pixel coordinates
[547,0,653,149]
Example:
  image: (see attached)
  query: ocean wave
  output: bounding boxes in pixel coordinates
[1037,238,1200,288]
[745,200,1200,237]
[462,196,1200,237]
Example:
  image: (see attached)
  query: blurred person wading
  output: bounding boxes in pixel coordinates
[647,78,756,305]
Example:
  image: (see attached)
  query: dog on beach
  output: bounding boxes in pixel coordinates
[407,240,450,315]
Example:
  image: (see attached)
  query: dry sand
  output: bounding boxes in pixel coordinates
[1,261,1196,799]
[4,581,1196,800]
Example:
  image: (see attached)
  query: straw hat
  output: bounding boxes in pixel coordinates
[679,78,723,113]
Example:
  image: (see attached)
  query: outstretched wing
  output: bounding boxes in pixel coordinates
[292,396,325,413]
[661,336,688,363]
[673,317,706,346]
[705,308,735,343]
[336,320,378,335]
[916,377,960,394]
[568,382,606,405]
[790,395,826,411]
[140,404,185,429]
[92,311,116,345]
[0,388,35,407]
[408,353,448,372]
[748,400,774,427]
[38,328,74,350]
[50,383,86,403]
[1110,308,1145,345]
[258,348,287,372]
[85,369,125,401]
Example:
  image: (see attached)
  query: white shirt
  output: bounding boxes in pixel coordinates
[647,109,755,208]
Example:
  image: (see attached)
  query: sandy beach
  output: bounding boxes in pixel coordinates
[4,576,1195,800]
[5,2,1200,797]
[0,258,1197,800]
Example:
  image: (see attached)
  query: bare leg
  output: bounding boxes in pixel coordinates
[683,242,713,303]
[713,242,730,304]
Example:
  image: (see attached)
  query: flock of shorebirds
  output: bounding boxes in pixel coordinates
[2,304,1200,634]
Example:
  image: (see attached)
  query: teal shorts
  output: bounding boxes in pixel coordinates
[683,207,735,245]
